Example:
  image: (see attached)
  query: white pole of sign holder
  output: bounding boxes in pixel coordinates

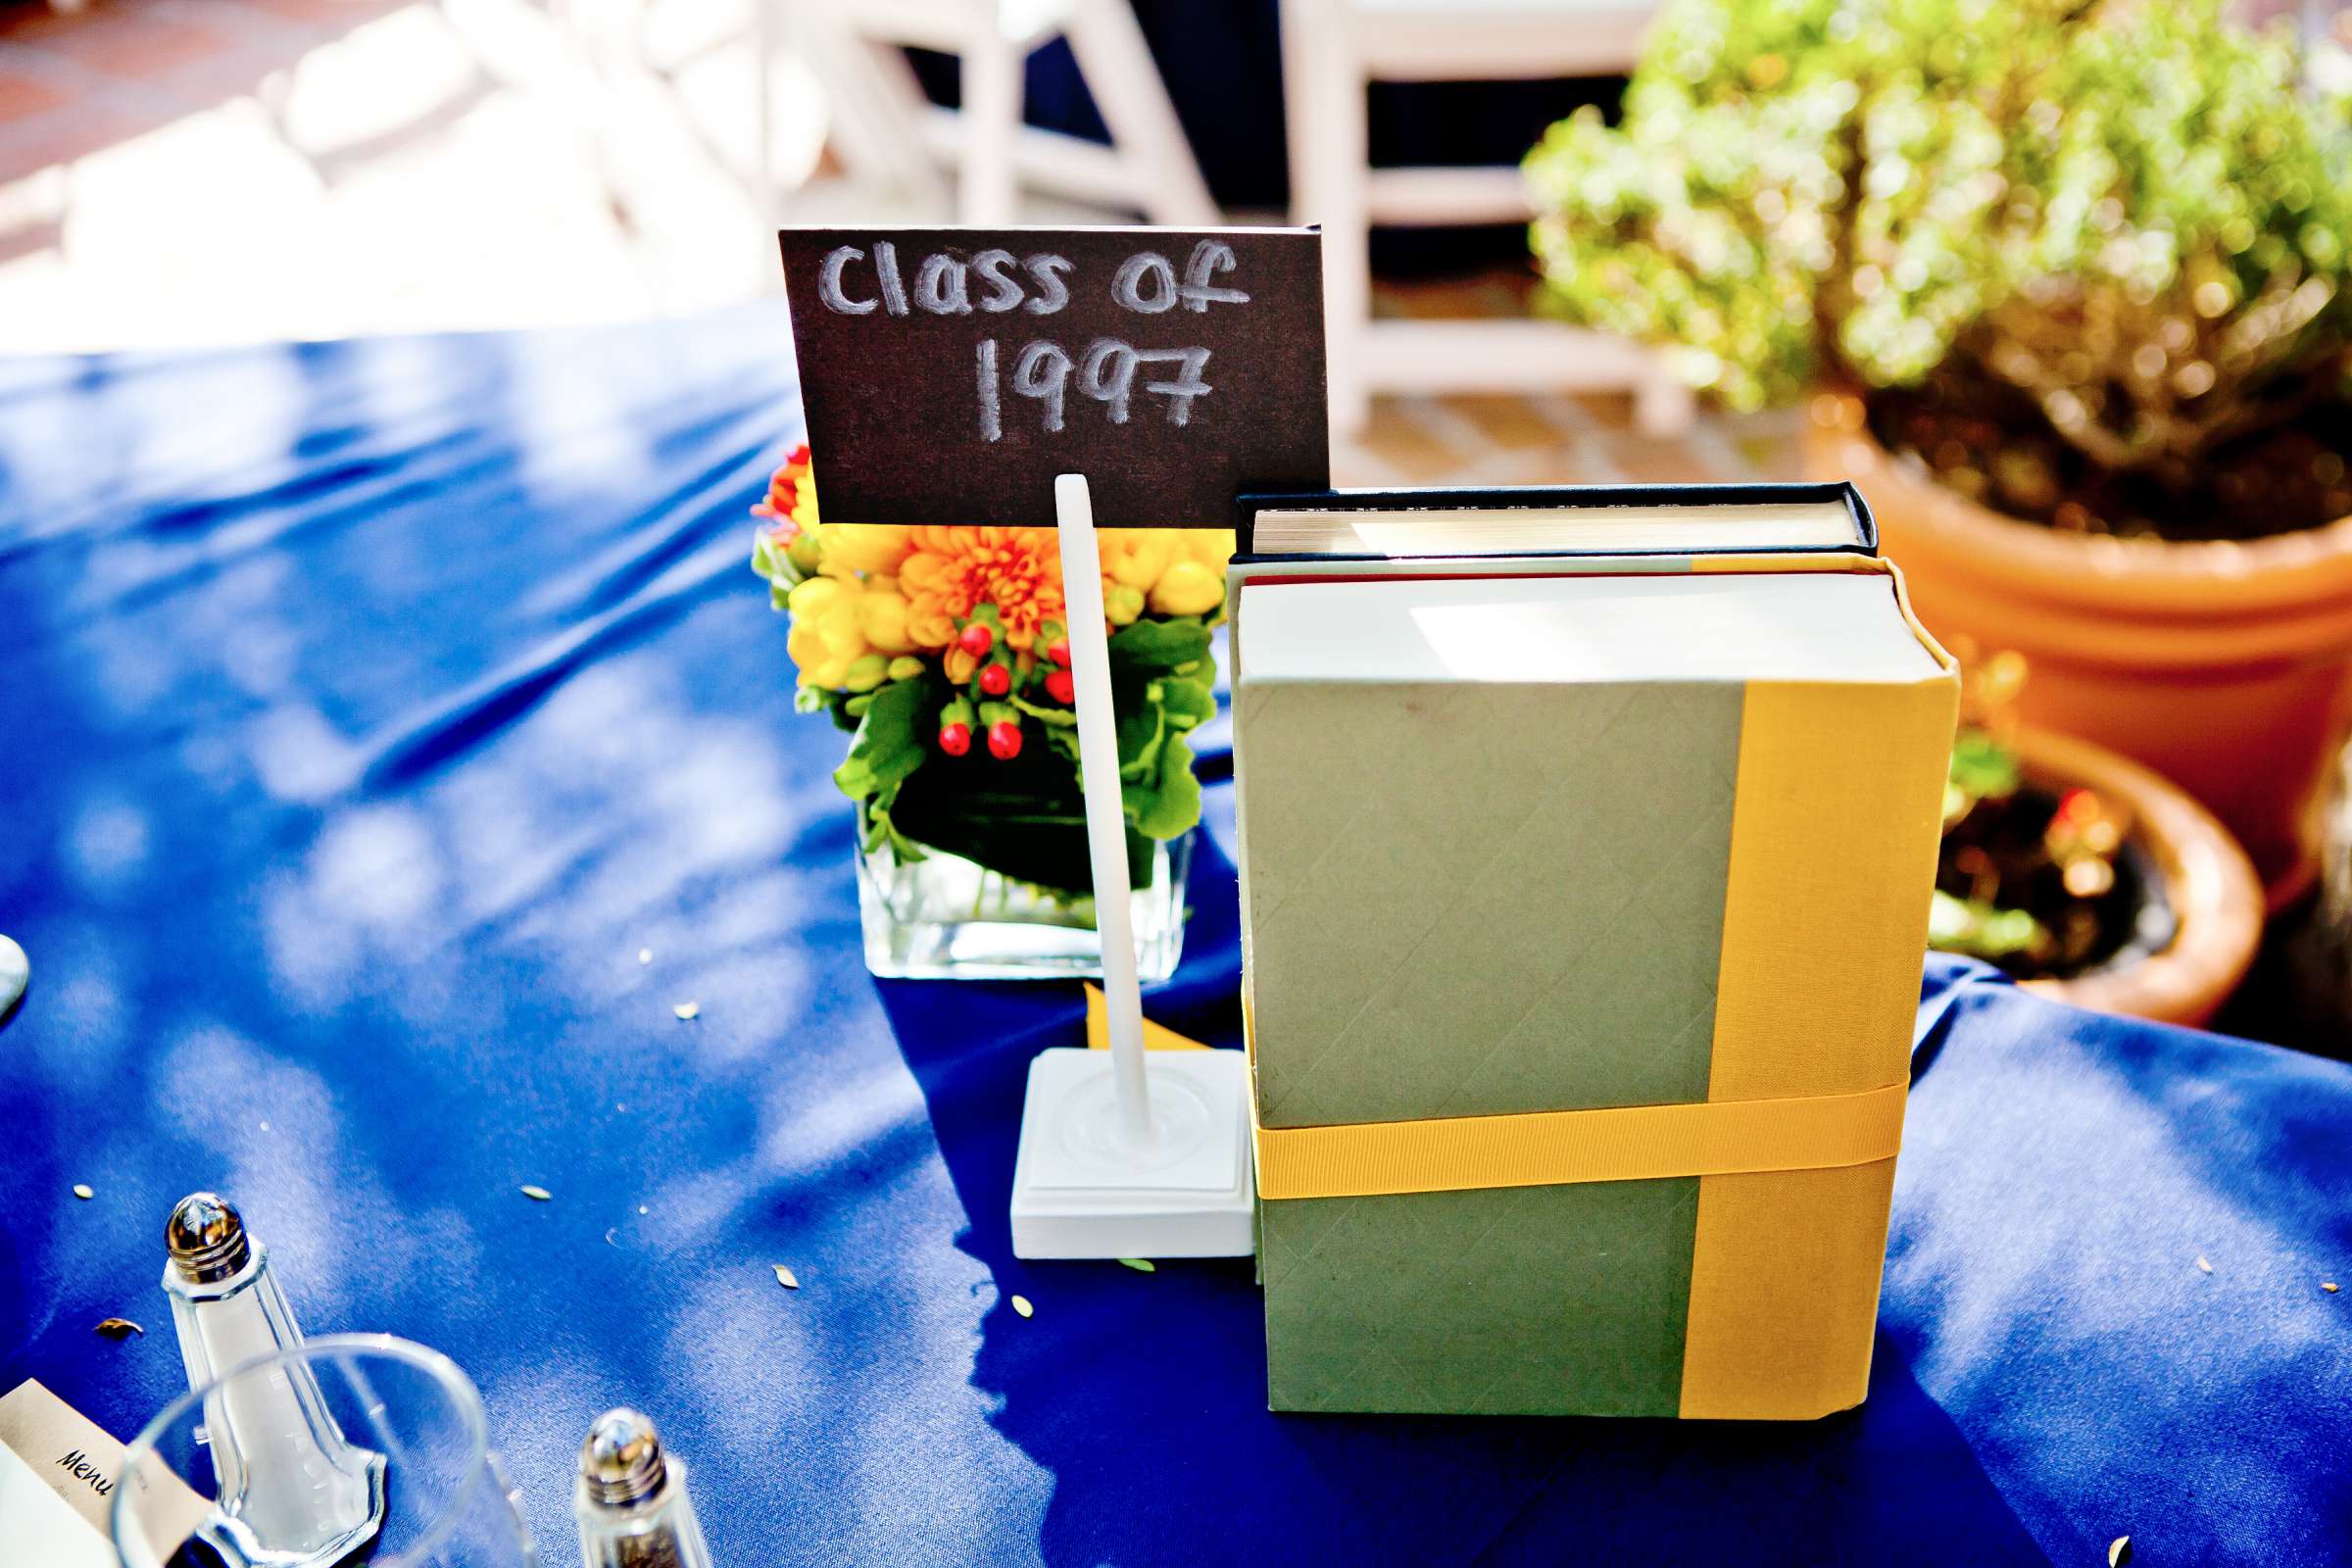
[1006,474,1255,1259]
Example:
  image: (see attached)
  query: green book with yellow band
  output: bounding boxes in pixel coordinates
[1228,483,1958,1419]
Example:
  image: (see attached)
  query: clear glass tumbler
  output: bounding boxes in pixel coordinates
[113,1334,537,1568]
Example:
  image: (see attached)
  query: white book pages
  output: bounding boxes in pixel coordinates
[1237,571,1942,686]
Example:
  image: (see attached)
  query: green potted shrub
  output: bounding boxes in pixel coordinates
[1526,0,2352,903]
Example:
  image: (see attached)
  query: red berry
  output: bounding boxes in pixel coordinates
[958,623,995,658]
[1044,668,1075,705]
[938,722,971,757]
[978,662,1011,697]
[1048,639,1073,668]
[987,719,1022,760]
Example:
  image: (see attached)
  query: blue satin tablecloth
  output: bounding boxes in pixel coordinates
[3,307,2348,1566]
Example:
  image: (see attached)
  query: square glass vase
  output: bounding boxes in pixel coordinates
[857,830,1194,981]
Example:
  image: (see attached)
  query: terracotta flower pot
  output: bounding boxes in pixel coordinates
[2004,727,2263,1028]
[1806,395,2352,907]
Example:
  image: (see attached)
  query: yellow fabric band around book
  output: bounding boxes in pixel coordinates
[1250,1080,1908,1201]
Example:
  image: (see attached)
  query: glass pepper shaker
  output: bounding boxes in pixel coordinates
[575,1408,713,1568]
[161,1192,385,1567]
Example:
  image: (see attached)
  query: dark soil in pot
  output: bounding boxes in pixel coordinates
[1938,782,2176,983]
[1865,365,2352,543]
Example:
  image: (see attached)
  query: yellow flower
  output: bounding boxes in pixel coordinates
[858,576,916,654]
[1182,529,1238,569]
[785,576,871,689]
[1098,530,1176,590]
[1149,560,1224,616]
[821,524,915,579]
[787,574,849,620]
[1103,582,1146,625]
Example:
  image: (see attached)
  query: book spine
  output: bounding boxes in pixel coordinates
[1676,669,1959,1419]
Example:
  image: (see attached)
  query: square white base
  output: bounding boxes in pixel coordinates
[1009,1048,1257,1259]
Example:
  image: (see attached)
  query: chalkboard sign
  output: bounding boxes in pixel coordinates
[778,226,1329,528]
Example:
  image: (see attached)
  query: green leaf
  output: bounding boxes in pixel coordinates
[796,685,865,732]
[833,678,931,805]
[1155,668,1217,732]
[1116,1257,1156,1272]
[1948,729,2021,802]
[1108,616,1211,673]
[1927,889,2045,960]
[1124,726,1201,840]
[752,529,808,593]
[1117,695,1168,783]
[1009,692,1079,727]
[863,799,928,862]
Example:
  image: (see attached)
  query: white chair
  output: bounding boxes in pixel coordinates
[1282,0,1694,439]
[777,0,1220,226]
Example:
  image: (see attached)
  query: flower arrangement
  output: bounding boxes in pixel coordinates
[750,444,1234,901]
[1524,0,2352,539]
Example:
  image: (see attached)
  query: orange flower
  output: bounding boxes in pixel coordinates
[752,444,816,540]
[900,527,1067,652]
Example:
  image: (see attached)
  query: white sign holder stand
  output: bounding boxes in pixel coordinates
[1007,474,1255,1259]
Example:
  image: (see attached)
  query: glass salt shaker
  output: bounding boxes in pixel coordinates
[161,1192,385,1567]
[575,1408,713,1568]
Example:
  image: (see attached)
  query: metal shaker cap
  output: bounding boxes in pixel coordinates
[579,1408,668,1507]
[166,1192,252,1284]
